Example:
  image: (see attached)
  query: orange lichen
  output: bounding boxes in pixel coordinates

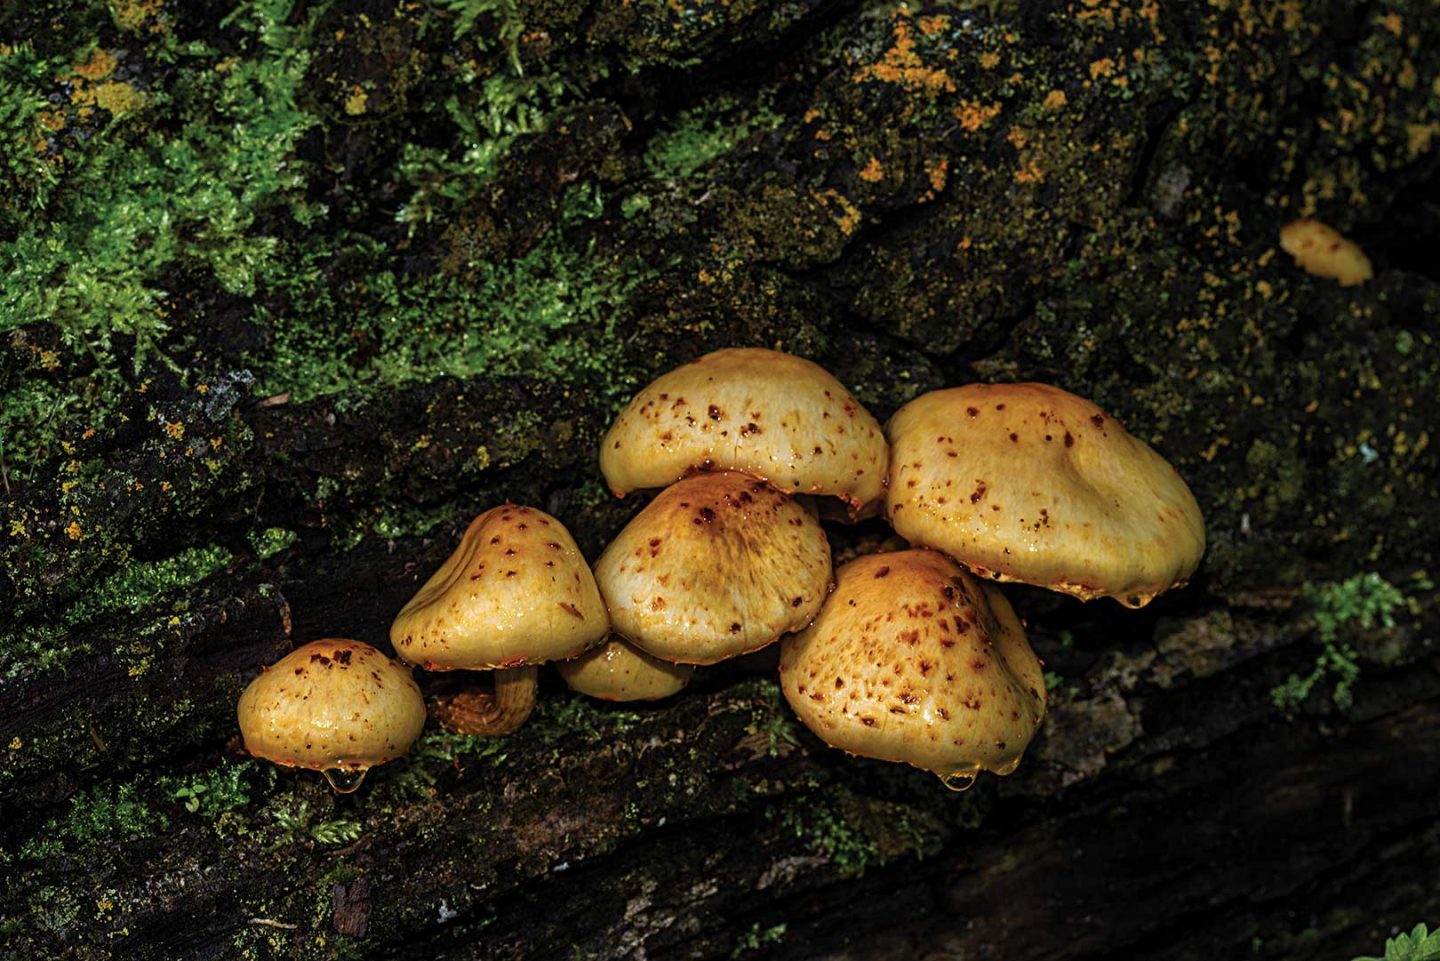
[1043,89,1067,110]
[953,100,1002,131]
[854,8,956,95]
[858,157,885,183]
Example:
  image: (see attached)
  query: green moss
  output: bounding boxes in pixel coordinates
[645,92,784,182]
[20,782,165,861]
[1272,573,1408,713]
[248,526,297,559]
[255,186,650,407]
[0,0,317,471]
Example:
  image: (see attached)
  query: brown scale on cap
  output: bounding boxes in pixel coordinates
[237,639,425,793]
[390,505,608,735]
[556,635,694,702]
[779,550,1046,790]
[599,348,889,517]
[885,383,1206,608]
[594,471,832,665]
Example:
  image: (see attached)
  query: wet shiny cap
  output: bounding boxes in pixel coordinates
[599,347,889,516]
[237,638,425,787]
[886,383,1205,607]
[390,505,609,670]
[556,635,693,701]
[780,550,1046,788]
[595,470,832,665]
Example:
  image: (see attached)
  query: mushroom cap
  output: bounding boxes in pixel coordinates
[390,505,609,671]
[599,348,889,514]
[779,550,1046,782]
[237,639,426,772]
[556,635,694,701]
[885,383,1205,607]
[1279,217,1373,287]
[595,470,832,665]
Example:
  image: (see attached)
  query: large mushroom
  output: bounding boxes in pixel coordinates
[390,505,608,735]
[594,470,832,665]
[237,638,426,793]
[600,347,889,517]
[780,550,1046,790]
[886,383,1205,607]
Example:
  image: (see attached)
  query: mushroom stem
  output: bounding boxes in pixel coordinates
[432,666,538,736]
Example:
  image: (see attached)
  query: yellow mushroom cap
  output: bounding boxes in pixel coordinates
[1279,217,1373,287]
[390,505,609,671]
[237,639,425,772]
[779,550,1046,784]
[556,635,694,701]
[599,348,889,515]
[594,470,832,665]
[886,383,1205,608]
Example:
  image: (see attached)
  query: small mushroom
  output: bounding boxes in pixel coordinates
[556,635,693,701]
[886,383,1205,607]
[600,347,889,517]
[779,550,1046,790]
[390,505,608,735]
[1279,217,1373,287]
[237,638,425,793]
[594,470,832,665]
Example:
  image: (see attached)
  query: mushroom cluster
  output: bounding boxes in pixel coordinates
[237,347,1204,794]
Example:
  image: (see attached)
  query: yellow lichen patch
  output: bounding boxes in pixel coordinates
[90,82,147,117]
[858,157,885,183]
[979,52,1001,70]
[1279,218,1374,287]
[111,0,168,33]
[813,188,862,236]
[854,7,956,96]
[164,421,185,440]
[71,47,117,81]
[66,521,83,540]
[344,85,368,116]
[1043,89,1067,110]
[1406,122,1439,160]
[953,100,1002,132]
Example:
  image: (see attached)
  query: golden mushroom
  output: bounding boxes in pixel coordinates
[237,638,425,793]
[556,636,693,701]
[390,505,608,735]
[594,470,832,665]
[600,347,889,517]
[886,383,1205,607]
[780,550,1046,790]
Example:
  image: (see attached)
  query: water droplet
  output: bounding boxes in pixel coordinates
[993,757,1021,777]
[323,768,368,794]
[941,771,976,792]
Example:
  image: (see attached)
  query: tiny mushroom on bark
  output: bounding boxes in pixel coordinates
[886,383,1205,608]
[390,505,608,735]
[1279,217,1373,287]
[237,638,425,793]
[556,635,694,701]
[600,347,889,517]
[780,550,1046,790]
[594,470,832,665]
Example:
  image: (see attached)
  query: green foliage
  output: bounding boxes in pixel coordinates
[433,0,525,72]
[530,693,644,745]
[645,93,784,181]
[160,761,254,818]
[20,783,165,860]
[1272,573,1406,712]
[0,44,61,230]
[0,0,317,471]
[1352,923,1440,961]
[258,188,648,406]
[730,922,788,959]
[270,800,363,847]
[248,527,298,560]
